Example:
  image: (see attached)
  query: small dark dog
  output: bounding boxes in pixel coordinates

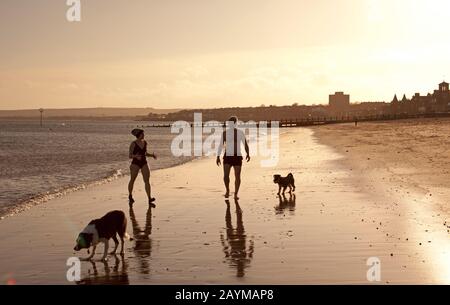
[273,173,296,195]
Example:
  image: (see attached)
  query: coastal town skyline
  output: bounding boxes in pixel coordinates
[1,78,448,111]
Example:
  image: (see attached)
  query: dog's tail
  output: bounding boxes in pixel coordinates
[287,173,293,178]
[124,233,134,241]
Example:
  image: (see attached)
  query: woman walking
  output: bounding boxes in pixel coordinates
[128,128,157,207]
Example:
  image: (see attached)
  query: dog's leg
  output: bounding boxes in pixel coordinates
[81,245,96,261]
[100,240,109,262]
[292,181,296,191]
[277,185,281,195]
[90,260,98,275]
[88,246,97,260]
[112,254,120,272]
[120,236,125,254]
[282,186,287,194]
[109,235,119,255]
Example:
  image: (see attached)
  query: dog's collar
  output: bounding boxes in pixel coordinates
[81,224,99,246]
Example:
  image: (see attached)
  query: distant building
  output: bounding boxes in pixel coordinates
[329,92,350,114]
[329,92,350,108]
[391,81,450,114]
[348,102,389,116]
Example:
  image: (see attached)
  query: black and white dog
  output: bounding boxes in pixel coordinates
[74,210,133,261]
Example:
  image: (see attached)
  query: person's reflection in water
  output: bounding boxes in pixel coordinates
[129,206,153,275]
[220,199,254,278]
[275,193,296,215]
[77,254,129,285]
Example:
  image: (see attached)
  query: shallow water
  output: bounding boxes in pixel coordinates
[0,120,193,216]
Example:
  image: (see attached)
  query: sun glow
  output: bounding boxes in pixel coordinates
[1,0,450,109]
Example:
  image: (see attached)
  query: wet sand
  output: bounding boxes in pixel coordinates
[0,127,449,284]
[313,118,450,284]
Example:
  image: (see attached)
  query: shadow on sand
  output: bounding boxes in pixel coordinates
[77,254,129,285]
[129,206,153,275]
[220,199,254,278]
[275,193,296,215]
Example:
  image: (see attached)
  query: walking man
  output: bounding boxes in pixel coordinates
[216,116,250,199]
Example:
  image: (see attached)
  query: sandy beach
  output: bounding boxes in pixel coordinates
[0,125,449,284]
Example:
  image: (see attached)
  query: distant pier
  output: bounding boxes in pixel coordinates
[136,112,450,128]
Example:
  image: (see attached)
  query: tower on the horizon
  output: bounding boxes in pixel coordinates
[329,92,350,112]
[439,81,449,92]
[39,108,44,127]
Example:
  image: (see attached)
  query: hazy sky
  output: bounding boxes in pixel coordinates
[1,0,450,110]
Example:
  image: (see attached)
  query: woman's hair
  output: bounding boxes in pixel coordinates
[131,128,144,138]
[227,116,238,124]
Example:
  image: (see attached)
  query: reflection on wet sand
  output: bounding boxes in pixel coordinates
[77,254,129,285]
[220,199,254,278]
[129,207,153,275]
[275,193,296,215]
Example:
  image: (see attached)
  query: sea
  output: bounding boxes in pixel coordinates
[0,120,195,217]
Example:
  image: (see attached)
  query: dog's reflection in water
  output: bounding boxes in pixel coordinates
[77,254,129,285]
[220,199,254,278]
[275,193,296,215]
[129,206,152,275]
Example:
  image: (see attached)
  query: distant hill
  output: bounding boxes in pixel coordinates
[143,102,390,122]
[0,107,182,119]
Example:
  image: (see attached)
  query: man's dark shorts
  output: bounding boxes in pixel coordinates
[223,156,243,166]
